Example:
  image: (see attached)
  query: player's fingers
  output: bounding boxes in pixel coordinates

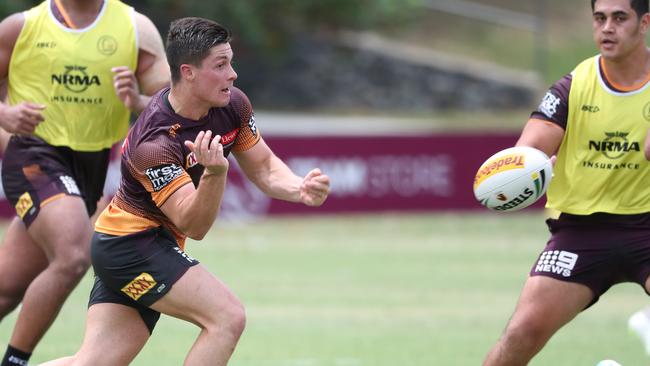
[199,130,212,157]
[111,66,131,73]
[23,109,44,123]
[303,168,322,181]
[209,135,223,158]
[184,140,195,151]
[191,131,206,155]
[24,103,46,110]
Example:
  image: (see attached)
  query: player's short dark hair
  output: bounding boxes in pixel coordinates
[166,17,232,83]
[591,0,650,17]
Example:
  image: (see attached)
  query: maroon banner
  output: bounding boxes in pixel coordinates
[218,133,527,219]
[0,133,530,219]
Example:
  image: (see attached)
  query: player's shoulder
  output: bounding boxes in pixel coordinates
[227,87,252,111]
[0,12,26,44]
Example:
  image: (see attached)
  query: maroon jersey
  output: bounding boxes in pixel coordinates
[95,86,260,248]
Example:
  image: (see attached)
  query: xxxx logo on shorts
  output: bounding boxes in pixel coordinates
[121,272,157,301]
[15,192,34,219]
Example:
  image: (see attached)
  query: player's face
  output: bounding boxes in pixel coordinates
[194,43,238,107]
[592,0,649,61]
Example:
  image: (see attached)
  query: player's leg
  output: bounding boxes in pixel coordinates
[70,303,151,366]
[8,196,93,352]
[150,264,246,366]
[35,303,151,366]
[483,276,592,366]
[0,217,48,317]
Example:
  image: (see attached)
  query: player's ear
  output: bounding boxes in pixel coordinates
[179,63,195,81]
[640,12,650,34]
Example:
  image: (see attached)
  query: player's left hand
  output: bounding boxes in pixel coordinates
[112,66,143,113]
[300,168,330,207]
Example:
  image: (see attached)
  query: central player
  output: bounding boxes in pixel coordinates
[39,17,331,366]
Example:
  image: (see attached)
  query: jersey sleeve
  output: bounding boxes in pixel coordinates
[230,88,261,152]
[530,73,572,130]
[129,136,192,207]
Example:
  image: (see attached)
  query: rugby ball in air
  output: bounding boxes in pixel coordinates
[473,146,552,212]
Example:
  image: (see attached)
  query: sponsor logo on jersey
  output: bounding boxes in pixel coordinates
[221,129,239,147]
[169,123,181,138]
[145,164,184,192]
[581,104,600,113]
[248,114,258,136]
[97,35,118,55]
[121,272,157,301]
[588,131,640,159]
[539,91,561,119]
[15,192,34,219]
[51,65,101,93]
[35,41,57,49]
[534,250,578,277]
[644,102,650,122]
[473,153,525,189]
[186,152,198,169]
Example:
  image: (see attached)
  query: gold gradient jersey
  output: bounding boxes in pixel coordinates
[8,0,137,151]
[547,56,650,214]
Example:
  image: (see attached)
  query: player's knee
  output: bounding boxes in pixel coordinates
[51,250,90,281]
[221,300,246,339]
[503,317,551,351]
[206,299,246,339]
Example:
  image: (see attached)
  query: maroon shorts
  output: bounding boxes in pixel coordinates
[530,212,650,305]
[1,135,110,227]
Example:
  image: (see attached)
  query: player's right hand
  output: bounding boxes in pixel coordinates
[0,102,45,135]
[184,130,229,176]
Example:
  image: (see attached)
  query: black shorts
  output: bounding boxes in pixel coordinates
[89,227,199,333]
[530,212,650,306]
[1,135,110,227]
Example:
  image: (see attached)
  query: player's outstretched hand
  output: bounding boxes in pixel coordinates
[112,66,143,113]
[0,102,45,135]
[300,168,330,207]
[184,130,229,176]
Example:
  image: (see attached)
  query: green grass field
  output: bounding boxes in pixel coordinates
[0,213,648,365]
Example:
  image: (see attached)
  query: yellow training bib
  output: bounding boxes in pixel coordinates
[8,0,137,151]
[547,55,650,214]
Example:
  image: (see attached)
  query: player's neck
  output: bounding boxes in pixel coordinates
[53,0,104,29]
[168,87,210,121]
[601,46,650,88]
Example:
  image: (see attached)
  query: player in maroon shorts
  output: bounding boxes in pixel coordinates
[0,1,170,365]
[484,0,650,364]
[39,17,330,366]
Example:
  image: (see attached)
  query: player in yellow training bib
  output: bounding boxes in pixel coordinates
[483,0,650,364]
[0,0,170,364]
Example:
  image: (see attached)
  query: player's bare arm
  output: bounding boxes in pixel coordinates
[515,118,565,158]
[112,12,170,114]
[160,130,228,240]
[0,13,45,135]
[235,138,330,206]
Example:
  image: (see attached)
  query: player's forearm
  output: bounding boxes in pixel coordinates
[132,94,151,115]
[174,172,227,240]
[250,157,302,203]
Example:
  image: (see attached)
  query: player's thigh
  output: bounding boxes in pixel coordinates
[27,195,92,261]
[150,265,244,327]
[72,303,150,366]
[508,276,593,334]
[0,217,47,297]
